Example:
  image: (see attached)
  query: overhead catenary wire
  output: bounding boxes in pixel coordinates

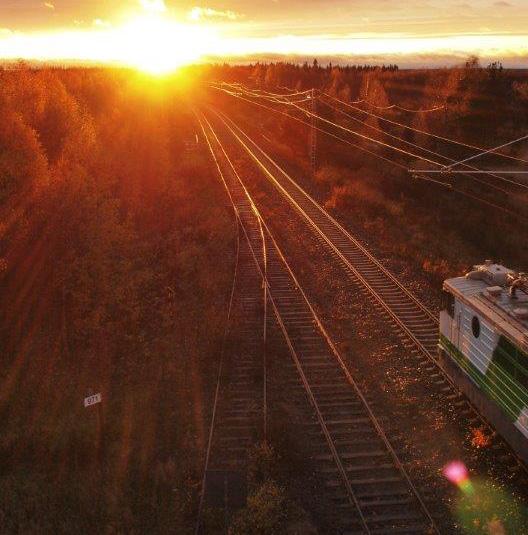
[210,82,527,220]
[321,94,528,190]
[444,133,528,170]
[366,101,446,113]
[230,84,462,181]
[410,169,528,175]
[216,83,446,168]
[319,95,517,195]
[210,83,411,171]
[277,84,446,113]
[218,81,312,99]
[224,84,315,104]
[220,84,314,105]
[323,92,528,167]
[234,83,528,189]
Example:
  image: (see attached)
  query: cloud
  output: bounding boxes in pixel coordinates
[93,19,111,28]
[43,2,55,9]
[139,0,166,13]
[188,7,243,21]
[494,0,512,5]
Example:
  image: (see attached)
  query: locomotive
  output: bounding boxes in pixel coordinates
[439,261,528,464]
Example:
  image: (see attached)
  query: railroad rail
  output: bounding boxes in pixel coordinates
[207,109,528,474]
[194,126,267,534]
[198,111,441,534]
[214,109,439,359]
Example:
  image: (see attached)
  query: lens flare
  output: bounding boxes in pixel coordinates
[443,460,474,494]
[443,461,528,532]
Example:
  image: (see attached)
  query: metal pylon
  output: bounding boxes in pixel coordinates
[310,88,317,178]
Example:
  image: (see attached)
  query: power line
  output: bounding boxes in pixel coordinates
[210,83,410,170]
[233,84,528,191]
[319,95,518,195]
[218,81,311,99]
[234,84,516,194]
[324,92,528,167]
[365,101,446,113]
[277,84,446,113]
[410,169,528,175]
[217,83,445,168]
[320,96,518,194]
[210,84,525,218]
[445,133,528,170]
[219,84,313,105]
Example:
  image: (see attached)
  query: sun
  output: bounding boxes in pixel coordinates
[117,14,213,75]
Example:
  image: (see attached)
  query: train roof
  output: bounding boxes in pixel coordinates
[444,265,528,352]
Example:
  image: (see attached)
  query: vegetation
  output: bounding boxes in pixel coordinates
[0,67,234,532]
[229,444,316,535]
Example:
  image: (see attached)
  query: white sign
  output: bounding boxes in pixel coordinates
[84,393,102,408]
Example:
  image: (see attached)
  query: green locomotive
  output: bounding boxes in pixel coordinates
[440,261,528,464]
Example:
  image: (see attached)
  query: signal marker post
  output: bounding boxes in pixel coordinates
[84,391,103,468]
[84,393,102,408]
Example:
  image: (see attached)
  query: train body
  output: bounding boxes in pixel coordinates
[439,261,528,464]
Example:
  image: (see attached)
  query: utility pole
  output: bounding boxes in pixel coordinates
[310,88,317,178]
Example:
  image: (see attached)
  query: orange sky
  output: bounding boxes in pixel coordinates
[0,0,527,69]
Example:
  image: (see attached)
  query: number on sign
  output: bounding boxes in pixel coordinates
[84,393,102,408]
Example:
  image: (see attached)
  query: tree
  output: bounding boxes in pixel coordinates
[0,107,49,205]
[465,55,481,70]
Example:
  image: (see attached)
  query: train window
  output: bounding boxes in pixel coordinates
[442,290,455,318]
[472,316,481,338]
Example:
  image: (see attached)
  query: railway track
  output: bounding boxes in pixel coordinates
[198,112,441,534]
[214,109,439,359]
[207,109,528,474]
[195,146,267,532]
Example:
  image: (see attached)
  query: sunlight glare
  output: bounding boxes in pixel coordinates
[119,0,217,75]
[118,15,209,74]
[139,0,167,14]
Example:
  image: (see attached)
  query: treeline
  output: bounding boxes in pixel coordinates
[204,57,528,150]
[0,68,233,532]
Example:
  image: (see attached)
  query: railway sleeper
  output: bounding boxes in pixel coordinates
[320,463,399,477]
[317,400,363,408]
[217,426,256,438]
[305,374,349,386]
[341,504,426,526]
[364,523,430,535]
[320,407,367,419]
[332,440,400,455]
[323,417,375,427]
[326,429,381,442]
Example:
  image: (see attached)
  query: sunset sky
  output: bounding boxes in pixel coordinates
[0,0,527,70]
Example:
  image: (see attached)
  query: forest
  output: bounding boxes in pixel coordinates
[0,67,235,532]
